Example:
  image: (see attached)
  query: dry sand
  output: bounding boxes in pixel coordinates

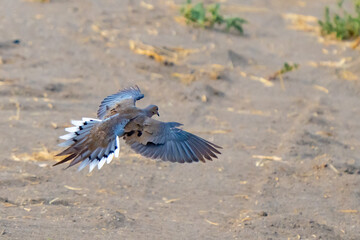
[0,0,359,239]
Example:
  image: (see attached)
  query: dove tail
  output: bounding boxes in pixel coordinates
[54,117,121,172]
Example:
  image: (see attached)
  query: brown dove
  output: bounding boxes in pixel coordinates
[54,86,222,172]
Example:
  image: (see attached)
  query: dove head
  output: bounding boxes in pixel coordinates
[144,104,159,117]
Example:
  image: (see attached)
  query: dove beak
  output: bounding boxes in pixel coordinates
[157,112,160,117]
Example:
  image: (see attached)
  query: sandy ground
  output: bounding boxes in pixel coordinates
[0,0,360,239]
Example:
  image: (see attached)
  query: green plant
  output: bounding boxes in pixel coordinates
[318,0,360,40]
[280,62,299,74]
[268,62,299,80]
[180,0,247,34]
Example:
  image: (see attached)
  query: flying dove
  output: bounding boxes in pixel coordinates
[54,86,222,172]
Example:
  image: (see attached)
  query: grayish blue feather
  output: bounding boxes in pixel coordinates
[130,123,221,163]
[97,86,144,119]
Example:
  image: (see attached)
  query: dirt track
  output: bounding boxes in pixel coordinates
[0,0,360,239]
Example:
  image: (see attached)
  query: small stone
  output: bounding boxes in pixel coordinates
[259,211,268,217]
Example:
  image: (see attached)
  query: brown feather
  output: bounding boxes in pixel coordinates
[53,153,77,166]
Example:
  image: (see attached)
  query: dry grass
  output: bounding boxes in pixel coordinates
[129,40,228,85]
[253,155,287,167]
[352,37,360,49]
[172,64,226,84]
[283,13,319,33]
[313,85,329,94]
[129,40,198,65]
[227,107,271,117]
[11,146,58,162]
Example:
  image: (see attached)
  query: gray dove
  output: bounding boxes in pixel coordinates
[54,86,222,172]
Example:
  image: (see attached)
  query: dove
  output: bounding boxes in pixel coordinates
[54,86,222,172]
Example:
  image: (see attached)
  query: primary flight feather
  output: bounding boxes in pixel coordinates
[54,86,222,172]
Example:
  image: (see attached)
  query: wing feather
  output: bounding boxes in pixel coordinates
[128,119,221,163]
[97,86,144,119]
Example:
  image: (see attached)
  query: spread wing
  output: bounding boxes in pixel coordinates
[125,118,222,163]
[97,86,144,119]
